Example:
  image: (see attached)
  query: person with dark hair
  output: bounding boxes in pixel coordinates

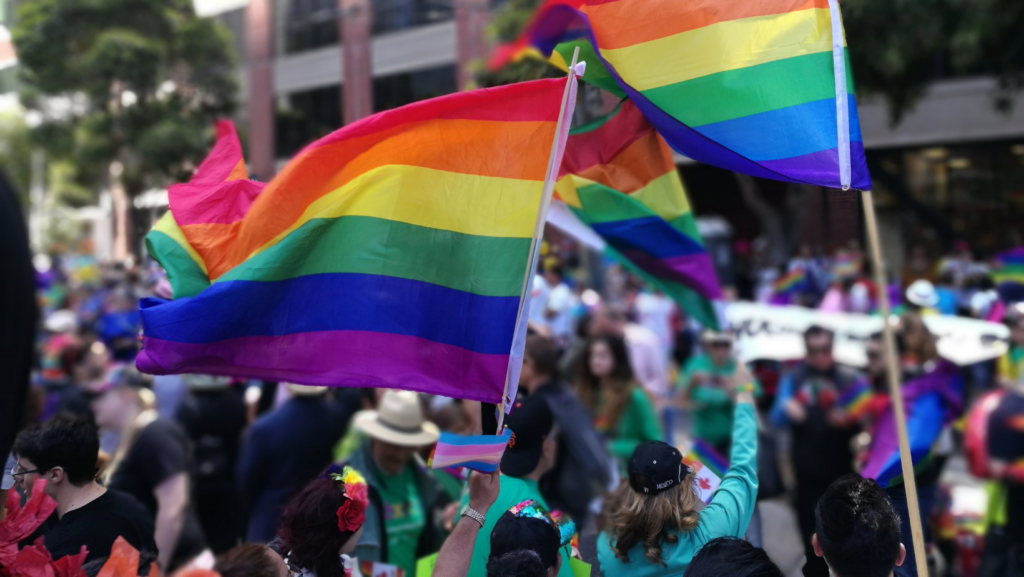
[685,536,783,577]
[273,465,369,577]
[596,388,759,576]
[91,368,208,570]
[590,306,668,398]
[214,543,289,577]
[12,415,156,567]
[487,501,573,577]
[521,335,609,526]
[575,334,661,470]
[770,325,863,577]
[460,394,574,576]
[812,474,906,577]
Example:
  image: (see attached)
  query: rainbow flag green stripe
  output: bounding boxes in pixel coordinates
[216,215,530,297]
[146,212,211,299]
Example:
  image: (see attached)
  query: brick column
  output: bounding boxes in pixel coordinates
[245,0,275,180]
[455,0,490,90]
[341,0,373,123]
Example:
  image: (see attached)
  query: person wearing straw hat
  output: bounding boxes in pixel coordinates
[340,390,448,575]
[239,384,357,544]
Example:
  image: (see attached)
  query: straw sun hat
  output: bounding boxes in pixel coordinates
[353,390,440,447]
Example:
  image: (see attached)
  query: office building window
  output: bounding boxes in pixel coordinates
[285,0,339,54]
[372,0,453,35]
[373,65,456,112]
[275,85,343,159]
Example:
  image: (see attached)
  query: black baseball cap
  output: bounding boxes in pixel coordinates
[489,511,560,570]
[628,441,692,496]
[500,395,554,477]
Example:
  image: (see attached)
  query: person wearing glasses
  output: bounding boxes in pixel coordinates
[677,330,760,457]
[11,414,156,567]
[770,325,864,577]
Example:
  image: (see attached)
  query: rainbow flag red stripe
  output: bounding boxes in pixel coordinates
[772,269,808,295]
[491,0,869,191]
[838,380,874,419]
[556,101,720,328]
[138,80,570,403]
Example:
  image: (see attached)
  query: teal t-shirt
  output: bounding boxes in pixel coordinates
[677,355,761,446]
[459,476,573,577]
[378,465,425,575]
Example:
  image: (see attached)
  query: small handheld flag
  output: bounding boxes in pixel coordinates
[428,429,513,474]
[682,446,724,505]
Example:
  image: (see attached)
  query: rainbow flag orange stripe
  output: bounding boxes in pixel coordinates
[138,80,570,403]
[491,0,869,191]
[773,269,808,295]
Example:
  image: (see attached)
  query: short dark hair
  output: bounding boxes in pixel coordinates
[524,335,559,378]
[486,549,547,577]
[14,414,100,486]
[814,474,902,577]
[215,543,283,577]
[804,325,835,344]
[489,512,560,571]
[686,537,783,577]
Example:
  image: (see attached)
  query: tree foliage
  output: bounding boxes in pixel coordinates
[476,0,561,88]
[12,0,238,197]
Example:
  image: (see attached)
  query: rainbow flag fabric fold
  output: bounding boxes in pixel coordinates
[557,101,721,328]
[492,0,870,191]
[428,429,513,474]
[772,269,809,297]
[138,79,570,403]
[993,247,1024,286]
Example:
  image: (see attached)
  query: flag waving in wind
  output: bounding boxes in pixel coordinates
[138,79,575,405]
[492,0,869,191]
[557,101,721,328]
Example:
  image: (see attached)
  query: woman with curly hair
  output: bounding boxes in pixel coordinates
[575,335,662,469]
[596,389,758,576]
[273,466,369,577]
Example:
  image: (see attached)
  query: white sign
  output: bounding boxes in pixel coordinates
[725,302,1008,367]
[193,0,250,17]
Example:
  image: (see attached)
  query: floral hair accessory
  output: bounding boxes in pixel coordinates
[327,465,368,533]
[508,499,575,547]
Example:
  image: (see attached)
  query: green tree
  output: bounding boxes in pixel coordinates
[476,0,561,88]
[12,0,238,198]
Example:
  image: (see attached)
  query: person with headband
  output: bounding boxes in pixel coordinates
[272,465,369,577]
[596,387,758,576]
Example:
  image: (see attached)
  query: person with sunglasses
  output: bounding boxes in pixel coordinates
[11,414,157,569]
[770,325,864,577]
[676,330,760,457]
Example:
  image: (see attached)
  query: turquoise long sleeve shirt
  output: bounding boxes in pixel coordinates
[596,402,759,577]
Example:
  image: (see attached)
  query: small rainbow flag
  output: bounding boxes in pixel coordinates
[687,439,729,478]
[837,380,874,420]
[773,269,808,296]
[428,429,513,474]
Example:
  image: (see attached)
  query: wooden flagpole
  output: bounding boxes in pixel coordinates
[861,189,928,577]
[496,46,581,433]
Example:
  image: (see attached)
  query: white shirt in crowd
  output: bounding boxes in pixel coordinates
[634,291,675,359]
[528,274,552,331]
[624,322,669,397]
[546,282,576,343]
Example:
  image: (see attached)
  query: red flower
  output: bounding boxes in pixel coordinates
[345,482,369,510]
[336,498,366,533]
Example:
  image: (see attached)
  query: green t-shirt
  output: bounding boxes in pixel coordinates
[459,476,573,577]
[678,355,761,446]
[377,465,425,575]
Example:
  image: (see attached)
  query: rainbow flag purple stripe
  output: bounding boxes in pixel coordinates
[690,439,729,478]
[428,429,512,474]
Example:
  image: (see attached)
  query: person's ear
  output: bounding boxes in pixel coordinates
[812,534,824,558]
[549,553,562,577]
[49,467,64,485]
[895,543,906,567]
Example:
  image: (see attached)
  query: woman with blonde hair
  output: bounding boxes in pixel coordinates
[596,389,758,576]
[575,335,661,468]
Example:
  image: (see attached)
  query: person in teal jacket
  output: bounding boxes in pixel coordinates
[574,335,662,469]
[596,391,758,576]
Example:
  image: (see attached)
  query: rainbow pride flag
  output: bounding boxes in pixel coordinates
[492,0,869,190]
[837,379,874,420]
[772,269,808,296]
[993,247,1024,285]
[688,439,729,478]
[138,79,573,404]
[556,101,720,328]
[428,429,512,474]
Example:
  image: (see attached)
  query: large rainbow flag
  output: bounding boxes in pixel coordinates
[557,101,720,328]
[492,0,870,191]
[138,79,573,405]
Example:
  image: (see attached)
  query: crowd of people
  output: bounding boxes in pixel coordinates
[1,232,1023,577]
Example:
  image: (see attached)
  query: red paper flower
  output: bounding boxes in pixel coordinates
[336,498,366,533]
[345,482,369,510]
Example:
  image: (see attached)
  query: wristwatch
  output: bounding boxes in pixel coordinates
[462,506,486,527]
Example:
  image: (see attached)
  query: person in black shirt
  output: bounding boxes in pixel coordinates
[92,368,208,571]
[12,415,157,568]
